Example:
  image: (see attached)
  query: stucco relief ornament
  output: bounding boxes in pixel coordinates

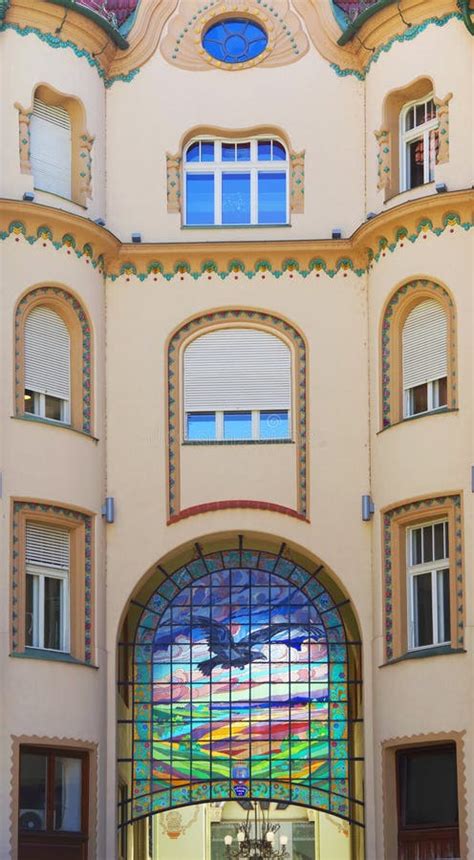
[161,0,308,70]
[159,808,200,839]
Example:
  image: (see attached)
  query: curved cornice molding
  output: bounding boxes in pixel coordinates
[0,189,472,279]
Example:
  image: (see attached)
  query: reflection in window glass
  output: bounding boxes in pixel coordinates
[187,413,216,441]
[224,411,252,440]
[186,174,215,225]
[19,752,47,831]
[260,410,289,439]
[222,173,251,225]
[258,172,286,224]
[54,757,82,832]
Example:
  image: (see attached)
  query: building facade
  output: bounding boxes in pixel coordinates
[0,0,473,858]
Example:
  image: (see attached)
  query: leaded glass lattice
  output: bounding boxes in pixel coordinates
[128,550,363,825]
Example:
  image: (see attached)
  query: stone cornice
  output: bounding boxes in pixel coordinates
[0,189,472,280]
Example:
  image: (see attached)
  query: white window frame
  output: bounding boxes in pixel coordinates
[183,137,290,227]
[185,408,291,442]
[407,519,450,651]
[25,390,70,424]
[26,562,70,653]
[404,376,446,418]
[400,95,438,192]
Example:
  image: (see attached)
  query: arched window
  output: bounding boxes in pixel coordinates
[183,328,291,441]
[400,95,438,192]
[402,299,447,417]
[24,306,71,424]
[30,97,72,199]
[184,137,288,226]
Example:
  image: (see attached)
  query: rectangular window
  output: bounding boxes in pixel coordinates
[258,172,287,224]
[401,97,438,192]
[25,523,70,653]
[186,173,215,225]
[185,409,290,442]
[407,521,450,650]
[19,746,89,860]
[397,744,459,860]
[222,173,251,225]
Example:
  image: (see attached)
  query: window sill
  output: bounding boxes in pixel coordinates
[383,182,436,206]
[181,223,291,230]
[378,407,458,435]
[182,439,295,446]
[380,645,466,667]
[11,649,98,668]
[33,186,87,210]
[12,414,99,442]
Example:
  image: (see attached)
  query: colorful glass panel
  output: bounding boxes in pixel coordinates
[130,550,361,824]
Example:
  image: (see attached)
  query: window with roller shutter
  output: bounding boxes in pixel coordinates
[402,299,447,417]
[25,522,70,653]
[183,328,292,441]
[24,306,71,424]
[30,98,72,199]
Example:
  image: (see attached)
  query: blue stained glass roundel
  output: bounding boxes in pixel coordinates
[202,18,268,64]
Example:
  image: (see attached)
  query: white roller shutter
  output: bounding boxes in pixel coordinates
[402,299,447,389]
[30,98,72,199]
[26,522,70,570]
[24,307,71,401]
[184,328,291,411]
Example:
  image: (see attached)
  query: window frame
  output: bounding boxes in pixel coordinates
[185,408,292,442]
[404,376,447,419]
[183,136,290,227]
[18,745,89,845]
[406,519,450,652]
[399,95,438,192]
[25,560,70,653]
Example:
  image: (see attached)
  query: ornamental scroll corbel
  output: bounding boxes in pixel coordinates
[166,152,182,213]
[290,150,305,213]
[14,102,33,175]
[433,92,453,165]
[374,127,391,191]
[79,131,95,203]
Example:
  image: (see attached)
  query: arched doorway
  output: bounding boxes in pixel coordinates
[118,539,364,858]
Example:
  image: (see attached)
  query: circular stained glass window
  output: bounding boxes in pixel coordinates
[202,18,268,65]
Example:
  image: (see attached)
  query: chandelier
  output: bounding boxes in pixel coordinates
[224,802,289,859]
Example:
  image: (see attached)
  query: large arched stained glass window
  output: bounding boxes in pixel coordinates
[129,549,363,826]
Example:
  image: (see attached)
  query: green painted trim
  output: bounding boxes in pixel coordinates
[337,0,396,45]
[45,0,129,48]
[0,22,140,86]
[457,0,474,33]
[0,0,10,23]
[11,648,98,667]
[381,646,466,666]
[331,11,462,79]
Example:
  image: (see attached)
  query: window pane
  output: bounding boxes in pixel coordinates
[19,752,47,831]
[222,173,250,225]
[400,747,458,827]
[44,576,63,650]
[415,103,425,126]
[186,142,200,162]
[45,395,62,421]
[407,382,428,415]
[405,107,414,131]
[201,142,214,162]
[423,526,433,563]
[25,573,38,647]
[411,528,422,566]
[272,141,286,161]
[258,140,272,161]
[260,410,289,440]
[237,142,250,161]
[258,172,286,224]
[222,143,236,162]
[187,413,216,441]
[186,174,215,225]
[54,756,82,832]
[407,138,425,188]
[24,389,35,414]
[426,99,436,120]
[437,569,450,643]
[223,412,252,441]
[434,522,446,560]
[413,573,433,647]
[438,375,448,407]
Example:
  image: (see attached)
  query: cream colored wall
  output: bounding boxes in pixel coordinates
[105,49,365,242]
[0,238,107,860]
[0,30,106,220]
[365,17,473,213]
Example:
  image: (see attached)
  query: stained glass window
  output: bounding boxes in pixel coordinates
[127,549,363,827]
[202,19,268,65]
